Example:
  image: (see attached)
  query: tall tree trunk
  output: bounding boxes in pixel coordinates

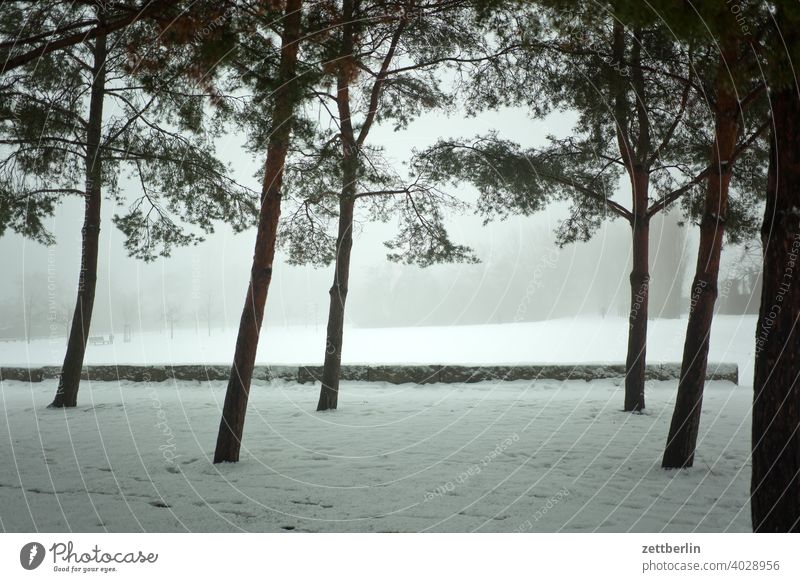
[316,0,358,412]
[612,23,651,412]
[317,188,355,410]
[213,0,303,464]
[317,164,356,411]
[751,83,800,532]
[50,33,107,409]
[624,168,650,412]
[663,49,738,469]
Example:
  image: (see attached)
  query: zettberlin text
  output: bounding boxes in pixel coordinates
[642,543,701,554]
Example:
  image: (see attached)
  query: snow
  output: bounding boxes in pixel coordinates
[1,377,751,532]
[0,314,757,532]
[2,314,757,380]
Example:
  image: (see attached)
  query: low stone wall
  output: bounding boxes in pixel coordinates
[1,363,739,385]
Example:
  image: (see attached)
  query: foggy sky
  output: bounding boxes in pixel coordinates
[0,104,753,340]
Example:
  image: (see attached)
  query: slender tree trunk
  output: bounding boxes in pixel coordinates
[751,83,800,532]
[624,168,650,412]
[612,22,651,412]
[313,0,402,410]
[50,34,107,409]
[317,164,356,411]
[316,0,358,412]
[213,0,303,463]
[663,50,738,468]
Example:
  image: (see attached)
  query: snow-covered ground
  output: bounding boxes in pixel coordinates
[2,314,758,381]
[0,315,757,532]
[1,377,751,532]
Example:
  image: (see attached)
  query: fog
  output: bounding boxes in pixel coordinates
[0,105,757,341]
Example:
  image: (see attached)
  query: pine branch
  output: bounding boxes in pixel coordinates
[648,70,692,167]
[1,1,169,73]
[646,118,769,217]
[356,17,406,149]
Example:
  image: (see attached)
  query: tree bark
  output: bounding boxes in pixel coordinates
[317,0,358,411]
[213,0,303,463]
[317,164,357,411]
[751,82,800,532]
[612,23,651,412]
[624,168,650,412]
[663,49,738,468]
[50,33,107,408]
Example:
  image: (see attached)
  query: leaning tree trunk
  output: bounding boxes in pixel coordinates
[213,0,303,464]
[624,169,650,412]
[663,51,738,469]
[50,34,107,408]
[317,164,357,411]
[751,84,800,532]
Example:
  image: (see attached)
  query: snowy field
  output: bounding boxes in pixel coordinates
[0,378,751,532]
[2,314,758,379]
[0,315,757,532]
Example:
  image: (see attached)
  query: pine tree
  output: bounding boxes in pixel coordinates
[0,1,178,74]
[1,3,256,408]
[418,2,764,412]
[283,0,482,412]
[599,0,771,468]
[213,0,305,463]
